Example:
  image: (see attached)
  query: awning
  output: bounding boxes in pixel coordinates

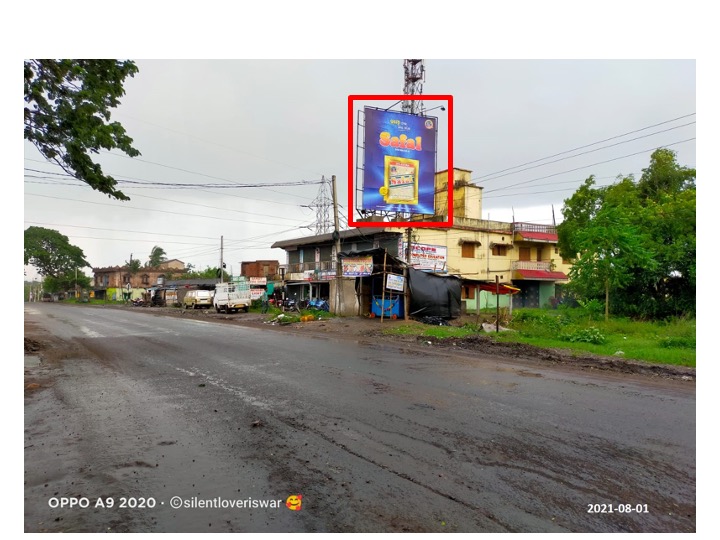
[514,269,568,280]
[476,283,521,295]
[515,231,558,242]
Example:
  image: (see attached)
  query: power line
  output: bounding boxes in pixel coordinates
[24,169,322,189]
[113,111,326,177]
[482,138,695,194]
[24,192,311,228]
[471,113,696,182]
[475,122,695,184]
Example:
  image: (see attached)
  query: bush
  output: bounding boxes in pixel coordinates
[560,326,607,344]
[577,298,604,321]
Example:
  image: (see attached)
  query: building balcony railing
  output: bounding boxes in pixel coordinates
[283,260,336,274]
[511,260,554,272]
[512,222,557,234]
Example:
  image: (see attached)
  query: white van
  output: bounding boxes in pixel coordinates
[183,289,213,309]
[213,282,251,313]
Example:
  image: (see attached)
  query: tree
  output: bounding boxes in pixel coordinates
[24,60,140,200]
[557,176,605,260]
[637,148,695,200]
[43,272,92,294]
[559,149,696,319]
[567,206,656,321]
[126,257,142,273]
[147,246,167,267]
[24,226,90,278]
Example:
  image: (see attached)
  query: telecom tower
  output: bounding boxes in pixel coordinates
[402,59,425,115]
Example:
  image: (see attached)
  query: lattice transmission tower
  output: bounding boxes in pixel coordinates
[308,176,333,235]
[402,59,425,115]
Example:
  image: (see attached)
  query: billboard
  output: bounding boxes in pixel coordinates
[362,107,437,214]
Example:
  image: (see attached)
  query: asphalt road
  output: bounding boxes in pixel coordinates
[24,303,696,533]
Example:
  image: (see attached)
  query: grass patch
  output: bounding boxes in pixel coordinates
[500,308,696,367]
[385,308,696,367]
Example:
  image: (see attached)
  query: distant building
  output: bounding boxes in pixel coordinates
[241,260,280,280]
[93,259,186,289]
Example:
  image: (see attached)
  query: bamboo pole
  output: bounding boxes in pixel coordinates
[380,250,387,323]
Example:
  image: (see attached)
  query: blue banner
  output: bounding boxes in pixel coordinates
[362,107,437,214]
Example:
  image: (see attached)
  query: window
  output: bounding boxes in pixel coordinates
[519,247,531,261]
[462,286,475,299]
[492,245,508,256]
[537,248,543,262]
[142,274,150,285]
[461,243,475,258]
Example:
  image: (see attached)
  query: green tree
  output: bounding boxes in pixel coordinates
[637,148,695,200]
[147,246,167,267]
[568,206,656,321]
[176,266,228,281]
[557,175,605,260]
[125,257,142,275]
[24,60,140,200]
[43,273,92,294]
[24,226,90,279]
[559,149,695,318]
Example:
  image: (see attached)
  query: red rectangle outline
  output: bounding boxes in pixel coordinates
[347,94,453,229]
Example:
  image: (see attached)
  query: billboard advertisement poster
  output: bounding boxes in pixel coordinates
[348,94,453,229]
[341,256,373,277]
[249,277,267,286]
[362,107,437,214]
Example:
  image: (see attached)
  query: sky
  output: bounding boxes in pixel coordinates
[21,58,696,281]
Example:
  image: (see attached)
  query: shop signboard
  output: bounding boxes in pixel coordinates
[386,273,405,292]
[341,256,373,277]
[399,240,448,273]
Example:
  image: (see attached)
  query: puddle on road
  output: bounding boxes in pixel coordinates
[25,355,42,368]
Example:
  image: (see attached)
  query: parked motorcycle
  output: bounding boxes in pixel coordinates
[307,298,330,312]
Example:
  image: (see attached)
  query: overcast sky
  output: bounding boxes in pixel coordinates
[22,58,695,280]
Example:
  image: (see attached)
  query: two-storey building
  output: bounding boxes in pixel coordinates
[92,259,186,300]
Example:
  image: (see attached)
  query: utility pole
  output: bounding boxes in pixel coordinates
[332,175,342,314]
[404,228,413,320]
[220,236,224,284]
[496,275,500,333]
[406,228,413,263]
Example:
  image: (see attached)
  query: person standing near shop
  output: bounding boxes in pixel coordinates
[261,287,269,314]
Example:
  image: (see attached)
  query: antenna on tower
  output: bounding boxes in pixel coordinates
[308,176,333,235]
[402,59,425,115]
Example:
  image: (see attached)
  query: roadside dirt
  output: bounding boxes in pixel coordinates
[24,305,695,384]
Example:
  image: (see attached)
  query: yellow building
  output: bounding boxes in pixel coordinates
[407,168,571,310]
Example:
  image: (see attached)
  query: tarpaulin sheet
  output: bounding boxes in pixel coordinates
[407,267,461,319]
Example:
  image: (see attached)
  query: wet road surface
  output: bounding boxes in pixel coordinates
[24,304,696,532]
